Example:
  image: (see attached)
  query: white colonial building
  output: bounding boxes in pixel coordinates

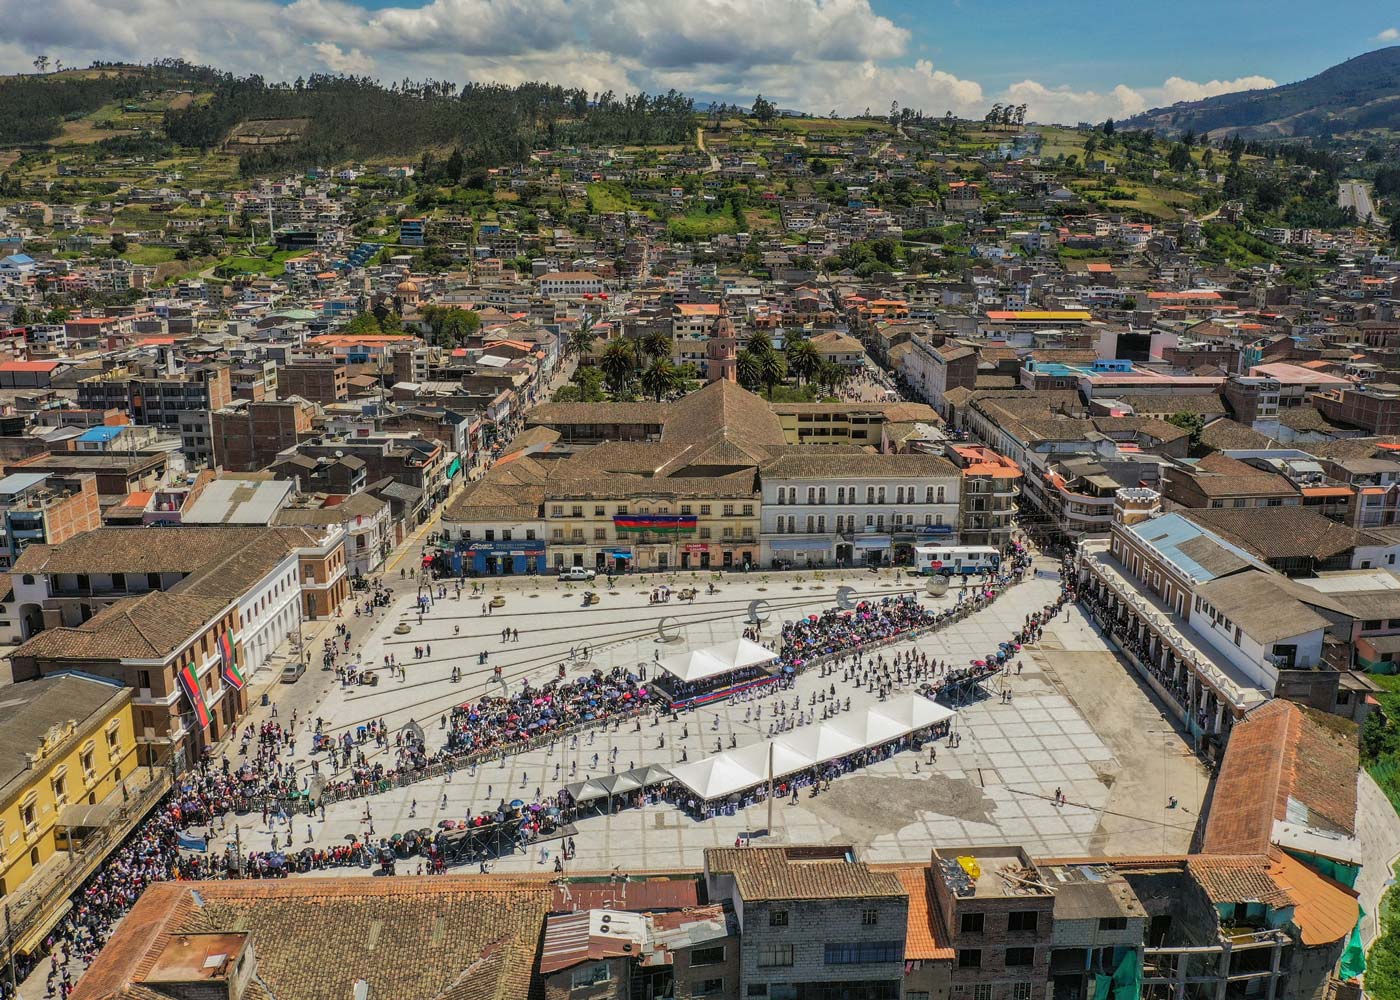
[759,453,961,567]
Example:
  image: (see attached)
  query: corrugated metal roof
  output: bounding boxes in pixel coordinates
[1126,512,1256,583]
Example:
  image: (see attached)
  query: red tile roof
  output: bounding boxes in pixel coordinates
[880,866,953,961]
[1200,700,1358,856]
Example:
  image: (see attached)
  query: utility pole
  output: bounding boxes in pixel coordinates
[765,740,775,838]
[4,901,16,994]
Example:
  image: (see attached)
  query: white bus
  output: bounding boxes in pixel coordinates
[913,545,1001,576]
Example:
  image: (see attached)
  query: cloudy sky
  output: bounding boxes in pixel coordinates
[1,0,1396,123]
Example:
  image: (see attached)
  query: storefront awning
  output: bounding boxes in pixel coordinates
[854,534,892,549]
[58,798,126,829]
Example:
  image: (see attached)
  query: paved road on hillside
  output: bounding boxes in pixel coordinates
[1339,180,1377,223]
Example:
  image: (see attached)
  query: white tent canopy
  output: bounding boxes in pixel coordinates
[668,694,955,801]
[657,637,777,685]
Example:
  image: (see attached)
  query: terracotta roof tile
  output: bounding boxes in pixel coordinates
[1200,700,1358,856]
[72,878,552,1000]
[1187,854,1297,908]
[879,866,953,961]
[706,846,904,902]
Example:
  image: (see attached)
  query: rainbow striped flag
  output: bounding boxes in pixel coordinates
[177,662,211,730]
[613,514,697,534]
[218,632,245,692]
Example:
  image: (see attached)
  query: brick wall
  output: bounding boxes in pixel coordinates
[738,898,907,994]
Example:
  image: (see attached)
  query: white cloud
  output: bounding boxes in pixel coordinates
[589,0,908,69]
[0,0,1276,126]
[1150,75,1276,105]
[1376,27,1400,42]
[309,42,374,76]
[1001,80,1145,124]
[997,75,1277,125]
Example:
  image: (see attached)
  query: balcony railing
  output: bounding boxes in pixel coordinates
[1,768,172,965]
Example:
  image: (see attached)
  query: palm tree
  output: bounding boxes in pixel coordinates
[756,350,788,399]
[736,348,762,391]
[569,327,598,356]
[745,330,773,356]
[827,363,853,395]
[600,340,636,393]
[569,314,597,356]
[640,332,672,361]
[638,358,682,401]
[786,339,821,384]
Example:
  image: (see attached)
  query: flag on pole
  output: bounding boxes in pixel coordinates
[218,632,245,692]
[177,662,211,730]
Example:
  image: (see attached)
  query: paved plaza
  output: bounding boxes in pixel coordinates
[207,564,1211,871]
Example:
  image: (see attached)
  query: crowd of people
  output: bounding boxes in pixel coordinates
[777,548,1033,672]
[4,541,1056,1000]
[446,666,655,757]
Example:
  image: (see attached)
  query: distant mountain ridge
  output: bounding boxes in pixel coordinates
[1123,47,1400,138]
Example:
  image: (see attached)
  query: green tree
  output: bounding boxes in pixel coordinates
[600,339,636,392]
[421,305,479,345]
[1168,142,1193,172]
[1390,214,1400,248]
[573,365,607,402]
[569,325,599,357]
[813,361,841,395]
[736,347,763,392]
[638,358,682,401]
[756,349,787,399]
[110,233,129,254]
[344,311,382,334]
[786,338,822,384]
[1166,412,1206,452]
[640,331,672,361]
[444,147,465,184]
[745,330,773,356]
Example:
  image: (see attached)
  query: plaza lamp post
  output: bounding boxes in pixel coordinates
[766,739,775,839]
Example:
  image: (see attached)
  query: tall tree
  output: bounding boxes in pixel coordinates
[638,358,681,401]
[736,348,763,392]
[756,350,788,399]
[640,331,672,361]
[786,339,821,384]
[745,330,773,356]
[600,339,636,392]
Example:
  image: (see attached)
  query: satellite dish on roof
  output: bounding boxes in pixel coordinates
[335,450,343,458]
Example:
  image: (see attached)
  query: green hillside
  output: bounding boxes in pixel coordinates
[1124,47,1400,138]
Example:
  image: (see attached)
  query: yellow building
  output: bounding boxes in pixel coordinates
[771,401,940,449]
[1,673,152,965]
[547,484,760,572]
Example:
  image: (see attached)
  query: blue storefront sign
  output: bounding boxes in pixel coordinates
[915,524,956,536]
[458,538,546,575]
